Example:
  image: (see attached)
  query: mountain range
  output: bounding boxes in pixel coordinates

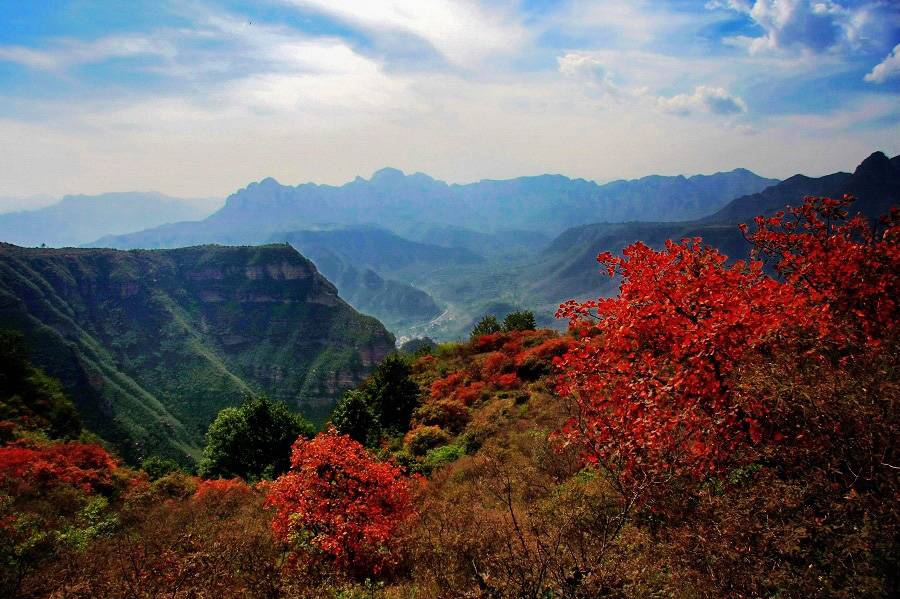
[0,192,222,248]
[528,151,900,305]
[0,243,394,464]
[92,167,778,249]
[86,167,777,338]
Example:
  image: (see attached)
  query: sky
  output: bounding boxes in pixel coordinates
[0,0,898,203]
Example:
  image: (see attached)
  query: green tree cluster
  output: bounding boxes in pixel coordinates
[470,310,536,338]
[331,354,420,445]
[198,395,313,481]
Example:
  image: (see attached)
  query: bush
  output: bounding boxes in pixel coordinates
[413,399,470,433]
[140,456,181,481]
[423,444,465,470]
[266,429,415,579]
[149,471,199,500]
[404,425,451,456]
[365,354,420,433]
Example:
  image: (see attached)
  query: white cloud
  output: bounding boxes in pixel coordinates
[709,0,890,55]
[278,0,525,66]
[557,52,627,98]
[865,43,900,83]
[558,53,747,117]
[0,35,175,71]
[657,86,748,116]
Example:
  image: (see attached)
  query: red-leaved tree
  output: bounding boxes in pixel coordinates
[265,428,416,578]
[556,196,899,488]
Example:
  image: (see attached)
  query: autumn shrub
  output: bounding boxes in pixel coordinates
[404,425,451,456]
[452,381,487,406]
[0,439,118,496]
[515,337,574,381]
[413,399,469,433]
[266,428,416,579]
[26,482,286,598]
[430,371,465,400]
[555,196,899,595]
[149,471,200,500]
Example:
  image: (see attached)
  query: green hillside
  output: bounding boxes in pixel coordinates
[0,243,395,465]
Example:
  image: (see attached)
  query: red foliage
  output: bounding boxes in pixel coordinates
[556,197,899,482]
[0,439,118,494]
[514,337,575,367]
[744,196,899,350]
[193,477,250,501]
[453,381,486,406]
[430,372,465,400]
[495,372,520,390]
[483,351,512,375]
[265,428,416,578]
[472,333,505,352]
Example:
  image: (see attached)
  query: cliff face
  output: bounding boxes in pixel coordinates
[0,243,395,464]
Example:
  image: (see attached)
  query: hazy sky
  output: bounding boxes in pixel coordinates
[1,0,899,203]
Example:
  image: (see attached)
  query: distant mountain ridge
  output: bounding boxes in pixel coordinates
[93,167,778,249]
[0,192,222,248]
[0,242,394,464]
[530,151,900,305]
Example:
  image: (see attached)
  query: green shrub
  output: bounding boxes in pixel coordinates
[404,425,451,456]
[141,456,182,481]
[331,390,380,446]
[423,444,464,470]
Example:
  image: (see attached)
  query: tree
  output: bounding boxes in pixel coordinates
[502,310,536,332]
[198,395,313,481]
[331,389,380,446]
[556,195,899,483]
[471,315,501,338]
[366,354,420,433]
[265,428,415,578]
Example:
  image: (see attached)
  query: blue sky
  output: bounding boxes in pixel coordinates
[0,0,898,200]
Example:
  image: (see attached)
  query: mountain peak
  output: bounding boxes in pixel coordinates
[853,151,892,177]
[370,167,406,182]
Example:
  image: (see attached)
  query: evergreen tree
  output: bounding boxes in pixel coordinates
[331,389,380,446]
[366,354,420,433]
[471,315,501,338]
